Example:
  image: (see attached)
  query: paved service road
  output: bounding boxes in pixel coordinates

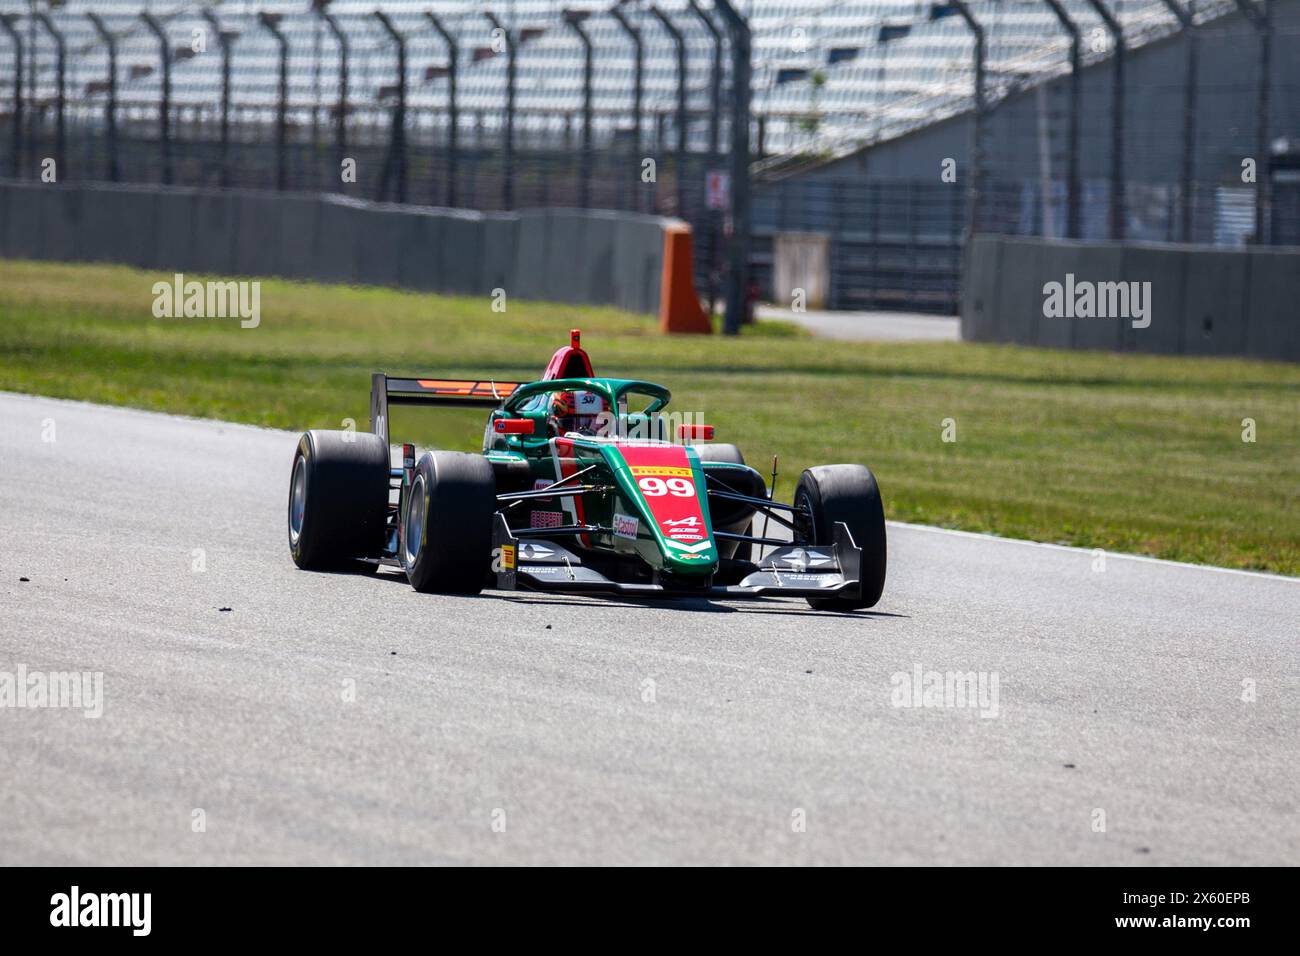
[1,392,1296,864]
[757,305,961,341]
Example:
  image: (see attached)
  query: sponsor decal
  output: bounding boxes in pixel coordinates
[677,553,710,561]
[574,390,603,413]
[500,544,516,571]
[531,510,564,529]
[613,513,639,540]
[519,543,556,560]
[663,516,704,541]
[621,444,708,554]
[402,443,416,488]
[631,465,694,479]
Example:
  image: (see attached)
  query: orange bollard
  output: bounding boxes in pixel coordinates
[658,223,713,335]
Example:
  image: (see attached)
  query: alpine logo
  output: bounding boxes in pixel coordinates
[663,516,704,541]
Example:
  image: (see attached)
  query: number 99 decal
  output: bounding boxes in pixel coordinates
[638,476,694,497]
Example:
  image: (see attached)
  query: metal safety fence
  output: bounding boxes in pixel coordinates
[1,0,1297,318]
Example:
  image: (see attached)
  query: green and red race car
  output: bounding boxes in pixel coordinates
[288,331,886,611]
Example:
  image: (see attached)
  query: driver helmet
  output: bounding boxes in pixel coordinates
[548,390,609,436]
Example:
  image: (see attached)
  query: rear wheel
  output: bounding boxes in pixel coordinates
[794,464,887,611]
[402,451,497,594]
[289,430,390,570]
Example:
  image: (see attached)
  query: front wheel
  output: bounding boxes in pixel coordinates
[794,464,887,611]
[402,451,497,594]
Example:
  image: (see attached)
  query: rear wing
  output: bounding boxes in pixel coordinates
[369,373,525,446]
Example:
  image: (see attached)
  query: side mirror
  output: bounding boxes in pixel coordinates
[494,418,536,435]
[678,424,715,441]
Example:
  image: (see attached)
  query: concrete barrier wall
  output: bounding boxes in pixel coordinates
[0,181,671,315]
[961,235,1300,362]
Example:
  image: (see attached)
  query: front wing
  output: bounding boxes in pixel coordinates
[492,514,864,601]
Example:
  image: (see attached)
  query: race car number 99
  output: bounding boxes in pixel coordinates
[639,476,693,497]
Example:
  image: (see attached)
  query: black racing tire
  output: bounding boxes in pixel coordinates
[694,443,752,562]
[794,464,887,611]
[289,429,390,570]
[693,443,745,466]
[402,451,497,594]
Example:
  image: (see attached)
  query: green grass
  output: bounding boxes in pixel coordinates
[2,259,1297,575]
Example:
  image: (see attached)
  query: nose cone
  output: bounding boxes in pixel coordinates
[609,443,717,574]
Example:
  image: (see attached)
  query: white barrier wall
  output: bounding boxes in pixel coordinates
[0,181,670,316]
[961,235,1300,362]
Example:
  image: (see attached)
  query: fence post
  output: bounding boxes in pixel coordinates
[483,12,515,210]
[34,13,65,180]
[1083,0,1125,240]
[315,4,349,194]
[1042,0,1081,240]
[1233,0,1272,243]
[947,2,985,237]
[1,15,23,179]
[562,10,594,209]
[86,13,118,182]
[1155,0,1197,243]
[688,1,722,163]
[609,3,645,213]
[688,0,724,316]
[426,12,458,207]
[139,13,173,186]
[259,12,290,192]
[650,6,688,217]
[373,11,407,204]
[200,10,234,189]
[713,0,752,336]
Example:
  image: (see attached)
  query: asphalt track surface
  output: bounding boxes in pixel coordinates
[2,391,1296,865]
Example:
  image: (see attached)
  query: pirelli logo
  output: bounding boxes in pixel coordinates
[500,544,516,571]
[630,466,693,478]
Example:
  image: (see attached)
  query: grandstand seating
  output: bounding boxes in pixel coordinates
[0,0,1234,158]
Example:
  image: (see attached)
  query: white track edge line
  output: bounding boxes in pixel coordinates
[887,521,1298,584]
[6,392,1294,585]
